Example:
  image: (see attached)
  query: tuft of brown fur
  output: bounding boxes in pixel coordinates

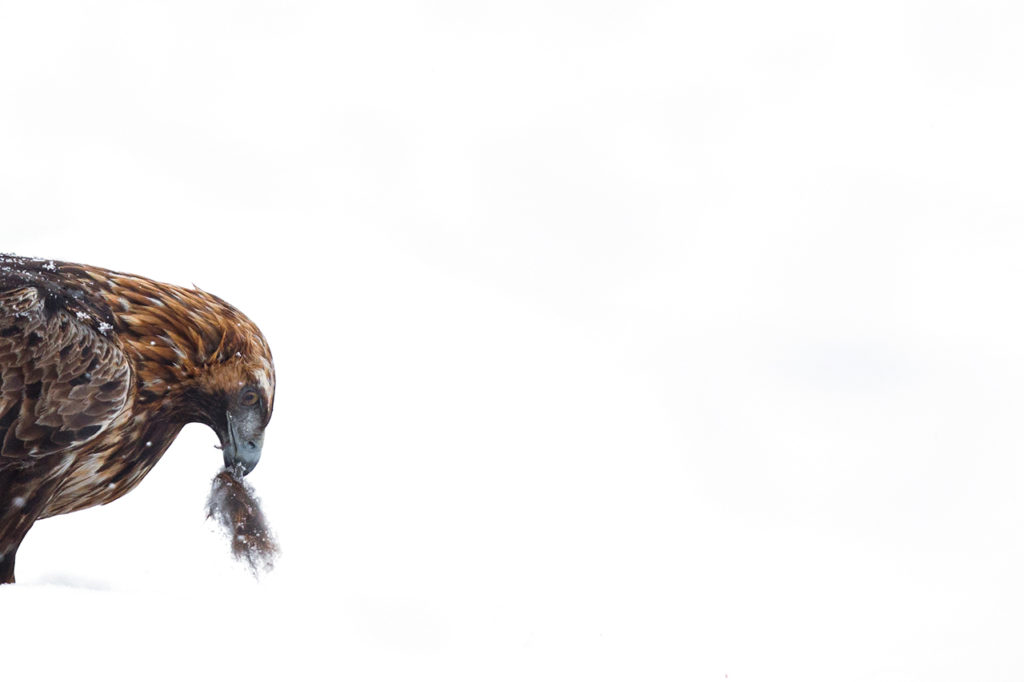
[207,467,279,575]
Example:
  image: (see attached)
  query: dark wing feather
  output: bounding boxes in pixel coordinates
[0,285,130,461]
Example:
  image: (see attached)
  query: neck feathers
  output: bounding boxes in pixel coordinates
[83,269,273,409]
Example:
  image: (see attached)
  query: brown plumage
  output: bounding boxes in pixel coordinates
[0,255,275,583]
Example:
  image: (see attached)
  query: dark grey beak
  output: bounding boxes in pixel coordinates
[222,411,263,476]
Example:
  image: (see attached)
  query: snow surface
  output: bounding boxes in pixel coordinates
[2,1,1024,680]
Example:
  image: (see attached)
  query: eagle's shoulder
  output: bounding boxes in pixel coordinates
[0,258,131,462]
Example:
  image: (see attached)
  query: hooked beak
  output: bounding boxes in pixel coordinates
[220,411,263,476]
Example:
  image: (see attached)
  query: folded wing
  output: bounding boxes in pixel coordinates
[0,286,131,461]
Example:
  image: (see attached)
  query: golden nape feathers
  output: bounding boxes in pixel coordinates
[0,255,275,583]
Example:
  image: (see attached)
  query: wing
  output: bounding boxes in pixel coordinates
[0,285,131,461]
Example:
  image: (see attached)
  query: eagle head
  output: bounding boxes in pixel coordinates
[195,351,275,476]
[108,278,276,476]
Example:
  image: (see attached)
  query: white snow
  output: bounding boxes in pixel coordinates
[2,2,1023,682]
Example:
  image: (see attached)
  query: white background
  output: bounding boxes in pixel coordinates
[1,1,1023,680]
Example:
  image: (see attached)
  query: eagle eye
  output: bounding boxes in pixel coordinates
[240,388,260,407]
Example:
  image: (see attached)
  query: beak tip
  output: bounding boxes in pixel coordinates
[221,445,261,477]
[219,419,264,476]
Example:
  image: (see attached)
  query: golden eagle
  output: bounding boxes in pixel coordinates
[0,255,275,583]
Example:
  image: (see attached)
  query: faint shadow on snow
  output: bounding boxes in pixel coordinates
[26,573,113,591]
